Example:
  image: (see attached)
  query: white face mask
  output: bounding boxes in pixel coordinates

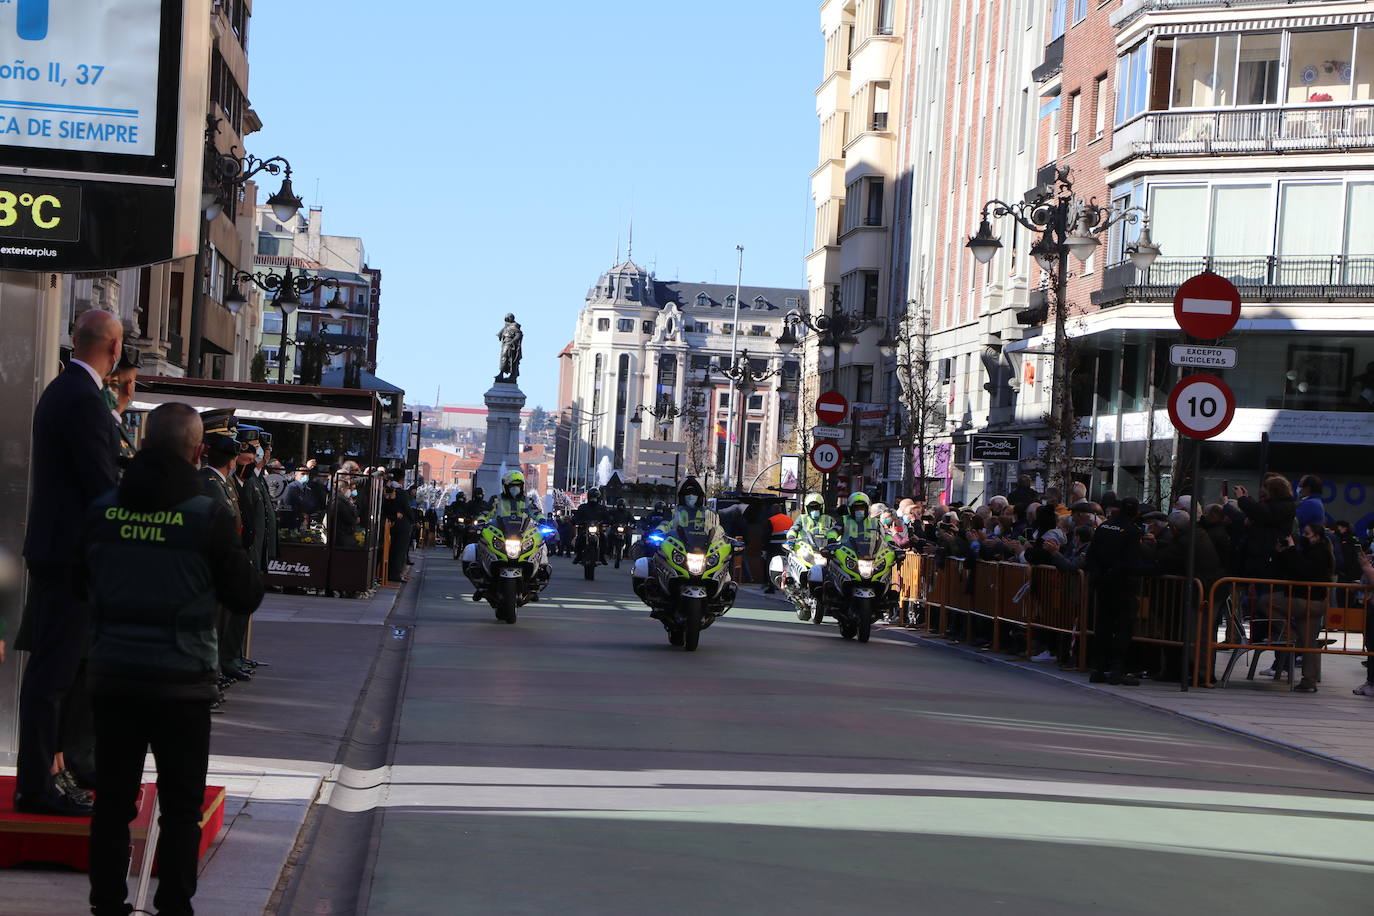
[853,508,868,520]
[255,446,265,462]
[684,495,699,508]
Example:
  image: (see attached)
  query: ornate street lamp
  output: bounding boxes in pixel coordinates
[630,401,682,440]
[966,167,1160,491]
[229,267,339,384]
[713,348,782,492]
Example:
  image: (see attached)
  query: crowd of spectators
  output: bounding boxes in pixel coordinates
[876,473,1370,694]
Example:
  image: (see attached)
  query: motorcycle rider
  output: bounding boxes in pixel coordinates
[572,488,612,564]
[838,492,889,543]
[465,470,549,601]
[783,492,839,603]
[657,477,726,541]
[608,498,633,560]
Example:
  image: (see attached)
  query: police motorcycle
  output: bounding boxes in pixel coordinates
[607,500,633,569]
[572,488,611,581]
[770,493,837,624]
[816,493,899,642]
[460,472,554,623]
[632,479,737,651]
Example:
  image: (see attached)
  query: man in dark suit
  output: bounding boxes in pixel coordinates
[16,309,122,816]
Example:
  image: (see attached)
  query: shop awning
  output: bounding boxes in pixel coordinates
[131,392,373,428]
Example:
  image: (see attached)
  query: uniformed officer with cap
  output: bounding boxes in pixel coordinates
[198,410,251,694]
[81,402,263,916]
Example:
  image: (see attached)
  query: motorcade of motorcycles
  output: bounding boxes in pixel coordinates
[769,529,833,624]
[450,514,476,560]
[461,515,555,623]
[632,527,738,651]
[816,528,899,641]
[607,523,630,568]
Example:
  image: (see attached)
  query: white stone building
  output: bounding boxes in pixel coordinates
[560,259,805,493]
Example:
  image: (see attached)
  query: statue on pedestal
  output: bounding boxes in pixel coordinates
[497,313,523,384]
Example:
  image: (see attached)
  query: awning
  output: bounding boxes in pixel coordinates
[131,392,373,428]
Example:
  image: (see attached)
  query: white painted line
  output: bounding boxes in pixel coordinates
[1180,296,1233,315]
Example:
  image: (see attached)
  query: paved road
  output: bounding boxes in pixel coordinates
[340,549,1374,915]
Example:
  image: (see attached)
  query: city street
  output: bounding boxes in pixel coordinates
[287,549,1374,915]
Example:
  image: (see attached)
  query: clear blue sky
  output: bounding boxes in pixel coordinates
[248,1,821,410]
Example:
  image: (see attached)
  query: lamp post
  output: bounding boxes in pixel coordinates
[775,287,898,503]
[966,167,1159,492]
[227,267,339,384]
[187,116,305,377]
[629,401,682,441]
[712,348,782,493]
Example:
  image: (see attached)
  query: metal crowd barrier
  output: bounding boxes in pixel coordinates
[1205,577,1372,689]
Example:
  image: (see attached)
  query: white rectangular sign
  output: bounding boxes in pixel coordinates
[1179,297,1234,316]
[1169,345,1238,369]
[0,0,164,156]
[812,426,844,440]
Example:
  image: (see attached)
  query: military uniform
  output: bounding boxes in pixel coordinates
[1085,509,1145,680]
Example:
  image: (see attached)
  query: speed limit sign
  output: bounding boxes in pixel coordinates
[1167,374,1235,440]
[810,440,843,474]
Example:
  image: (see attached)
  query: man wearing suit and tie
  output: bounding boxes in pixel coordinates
[15,309,123,816]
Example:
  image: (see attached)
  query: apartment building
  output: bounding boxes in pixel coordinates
[561,258,803,492]
[804,0,906,496]
[253,204,382,387]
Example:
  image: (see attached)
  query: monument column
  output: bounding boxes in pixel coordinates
[475,313,528,499]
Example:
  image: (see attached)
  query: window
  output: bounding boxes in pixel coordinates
[750,324,768,337]
[642,320,654,334]
[753,296,768,309]
[262,346,279,365]
[1051,0,1067,40]
[1047,95,1061,160]
[690,354,712,371]
[785,297,800,309]
[722,323,735,335]
[1279,182,1343,257]
[1211,184,1272,257]
[597,318,610,332]
[1093,75,1108,140]
[748,394,764,411]
[262,313,282,334]
[876,0,894,36]
[718,392,730,408]
[695,292,710,307]
[871,81,890,131]
[1115,42,1149,123]
[862,271,880,318]
[857,366,874,404]
[1068,91,1080,152]
[865,177,885,226]
[1073,0,1086,25]
[724,295,735,310]
[617,318,634,333]
[1148,185,1209,256]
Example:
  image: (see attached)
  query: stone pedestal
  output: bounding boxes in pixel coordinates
[474,381,527,498]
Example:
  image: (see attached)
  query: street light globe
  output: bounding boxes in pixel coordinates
[775,324,798,354]
[1127,224,1162,271]
[838,333,859,356]
[267,177,304,224]
[203,197,225,222]
[1065,215,1100,264]
[876,334,898,359]
[326,289,347,320]
[966,219,1002,265]
[224,285,247,315]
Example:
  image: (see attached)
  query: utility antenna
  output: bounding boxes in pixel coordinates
[314,178,321,208]
[627,218,634,261]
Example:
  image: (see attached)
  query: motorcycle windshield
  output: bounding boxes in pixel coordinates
[677,528,713,552]
[496,517,533,538]
[841,530,884,559]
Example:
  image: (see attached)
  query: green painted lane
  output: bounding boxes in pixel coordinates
[358,550,1374,915]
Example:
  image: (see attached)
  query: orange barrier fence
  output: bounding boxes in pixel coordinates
[1204,577,1373,688]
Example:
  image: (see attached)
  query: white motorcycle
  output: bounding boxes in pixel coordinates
[770,529,832,624]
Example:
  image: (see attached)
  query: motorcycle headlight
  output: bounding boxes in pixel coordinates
[857,558,875,578]
[504,538,522,559]
[686,552,707,576]
[588,525,599,535]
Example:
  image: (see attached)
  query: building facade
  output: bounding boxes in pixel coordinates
[870,0,1374,520]
[253,205,382,386]
[560,259,804,493]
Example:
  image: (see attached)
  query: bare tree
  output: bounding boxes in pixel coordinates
[895,301,944,502]
[683,379,710,478]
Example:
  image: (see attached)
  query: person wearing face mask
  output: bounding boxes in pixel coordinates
[281,465,320,530]
[789,493,838,543]
[838,492,889,543]
[657,477,726,541]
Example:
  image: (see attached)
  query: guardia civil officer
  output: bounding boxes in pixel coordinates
[1084,496,1145,686]
[81,402,263,916]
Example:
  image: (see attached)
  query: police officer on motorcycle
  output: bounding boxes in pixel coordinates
[466,470,550,601]
[658,477,726,541]
[837,492,892,543]
[572,488,612,564]
[789,492,838,543]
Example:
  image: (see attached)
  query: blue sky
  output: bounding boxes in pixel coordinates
[248,1,821,409]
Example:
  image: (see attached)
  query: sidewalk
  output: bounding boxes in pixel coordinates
[3,564,413,915]
[885,624,1374,777]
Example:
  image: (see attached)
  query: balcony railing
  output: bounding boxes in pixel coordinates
[1093,255,1374,306]
[1127,102,1374,158]
[1032,34,1064,83]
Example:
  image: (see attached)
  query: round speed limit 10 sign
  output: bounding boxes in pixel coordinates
[1167,373,1236,440]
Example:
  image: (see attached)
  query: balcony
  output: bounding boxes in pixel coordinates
[1031,35,1064,84]
[1121,102,1374,160]
[1093,255,1374,306]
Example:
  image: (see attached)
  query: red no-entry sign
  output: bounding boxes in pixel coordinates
[810,440,843,474]
[1167,373,1236,440]
[816,390,849,426]
[1174,272,1241,340]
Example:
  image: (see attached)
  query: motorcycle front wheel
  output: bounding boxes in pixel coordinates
[856,597,872,643]
[495,577,519,624]
[684,597,704,651]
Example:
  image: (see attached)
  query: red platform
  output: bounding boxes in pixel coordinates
[0,776,226,872]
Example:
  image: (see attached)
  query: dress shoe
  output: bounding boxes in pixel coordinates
[14,789,93,817]
[54,769,94,805]
[1088,671,1109,683]
[1108,672,1141,686]
[224,665,253,682]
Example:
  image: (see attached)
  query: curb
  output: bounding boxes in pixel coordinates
[875,624,1374,782]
